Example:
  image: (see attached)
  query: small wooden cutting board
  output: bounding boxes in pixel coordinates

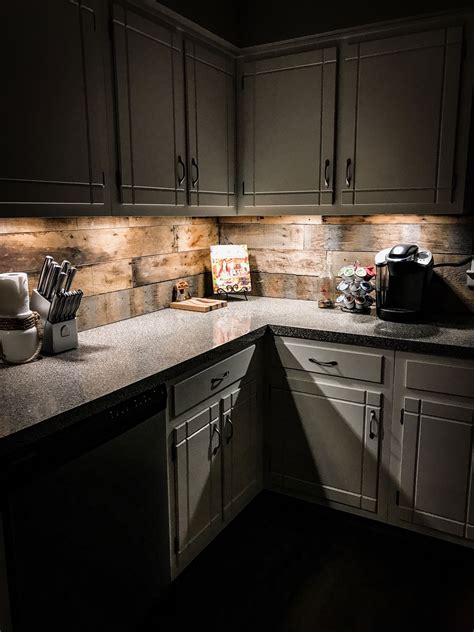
[170,297,227,312]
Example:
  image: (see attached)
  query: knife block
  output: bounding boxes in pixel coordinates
[30,289,79,354]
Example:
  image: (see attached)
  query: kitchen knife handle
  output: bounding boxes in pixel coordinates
[38,256,53,294]
[65,267,77,291]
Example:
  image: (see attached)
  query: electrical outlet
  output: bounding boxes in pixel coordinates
[467,257,474,289]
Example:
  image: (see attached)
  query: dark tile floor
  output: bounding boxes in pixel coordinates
[144,492,474,631]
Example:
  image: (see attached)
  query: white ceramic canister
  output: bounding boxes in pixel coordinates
[0,273,42,364]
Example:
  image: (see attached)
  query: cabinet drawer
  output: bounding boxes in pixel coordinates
[274,337,384,384]
[173,345,257,416]
[405,358,474,399]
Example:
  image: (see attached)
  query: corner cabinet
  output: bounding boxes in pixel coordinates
[1,0,110,217]
[185,41,236,212]
[111,5,187,212]
[338,26,466,213]
[389,352,474,543]
[239,48,337,214]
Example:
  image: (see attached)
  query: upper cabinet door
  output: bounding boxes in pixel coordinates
[240,48,337,213]
[1,0,109,216]
[111,5,186,210]
[185,41,236,210]
[338,27,464,212]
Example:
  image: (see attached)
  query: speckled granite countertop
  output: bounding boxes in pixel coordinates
[0,297,473,456]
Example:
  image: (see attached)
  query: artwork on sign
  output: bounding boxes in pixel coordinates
[210,245,252,294]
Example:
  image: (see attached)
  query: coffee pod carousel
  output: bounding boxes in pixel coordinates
[336,263,376,315]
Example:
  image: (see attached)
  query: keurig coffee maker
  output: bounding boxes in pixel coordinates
[375,244,433,322]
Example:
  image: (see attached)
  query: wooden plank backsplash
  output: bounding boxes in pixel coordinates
[0,217,217,331]
[220,215,474,313]
[1,214,472,332]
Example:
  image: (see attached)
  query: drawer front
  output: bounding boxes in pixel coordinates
[405,359,474,399]
[274,337,384,384]
[173,345,257,416]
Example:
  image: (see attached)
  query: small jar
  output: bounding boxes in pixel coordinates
[317,264,336,308]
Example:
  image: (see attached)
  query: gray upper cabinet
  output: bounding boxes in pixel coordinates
[240,48,337,213]
[338,26,465,213]
[185,41,236,211]
[111,5,187,212]
[1,0,110,217]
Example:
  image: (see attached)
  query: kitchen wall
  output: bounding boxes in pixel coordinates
[0,217,217,331]
[1,214,472,331]
[219,215,474,313]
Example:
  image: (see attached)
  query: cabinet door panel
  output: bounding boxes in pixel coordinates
[399,404,473,538]
[270,386,380,511]
[1,0,109,215]
[186,42,235,209]
[241,48,336,211]
[112,5,186,209]
[339,27,463,211]
[222,383,258,517]
[174,415,221,556]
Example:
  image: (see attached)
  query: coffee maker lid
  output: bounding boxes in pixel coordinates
[387,243,418,261]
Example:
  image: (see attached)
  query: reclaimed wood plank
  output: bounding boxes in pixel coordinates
[322,215,474,225]
[304,224,473,254]
[249,249,325,276]
[0,225,176,271]
[175,223,219,252]
[219,216,323,225]
[220,224,305,250]
[133,250,210,286]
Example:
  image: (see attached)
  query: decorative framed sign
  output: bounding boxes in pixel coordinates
[210,245,252,295]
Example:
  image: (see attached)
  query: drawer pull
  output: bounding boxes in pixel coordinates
[211,424,221,456]
[224,414,234,444]
[308,358,338,367]
[369,410,378,439]
[211,371,230,389]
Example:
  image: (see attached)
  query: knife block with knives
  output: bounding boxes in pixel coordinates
[30,256,83,354]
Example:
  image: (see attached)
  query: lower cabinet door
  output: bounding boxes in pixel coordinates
[270,384,381,513]
[174,405,222,561]
[222,380,259,518]
[397,397,474,539]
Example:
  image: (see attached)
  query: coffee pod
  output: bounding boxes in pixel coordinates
[343,295,355,310]
[337,280,350,294]
[355,296,367,310]
[342,266,355,281]
[350,282,362,296]
[360,281,372,294]
[365,265,376,280]
[336,294,345,306]
[338,266,346,278]
[364,294,374,306]
[355,267,366,280]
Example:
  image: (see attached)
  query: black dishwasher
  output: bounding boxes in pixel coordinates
[1,384,168,632]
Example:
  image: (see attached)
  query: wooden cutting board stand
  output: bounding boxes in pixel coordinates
[170,297,227,313]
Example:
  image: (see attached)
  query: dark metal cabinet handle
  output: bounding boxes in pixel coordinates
[224,414,234,444]
[308,358,338,367]
[191,158,199,188]
[324,159,330,188]
[369,410,378,439]
[345,158,352,187]
[212,424,221,456]
[211,371,230,389]
[177,155,186,186]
